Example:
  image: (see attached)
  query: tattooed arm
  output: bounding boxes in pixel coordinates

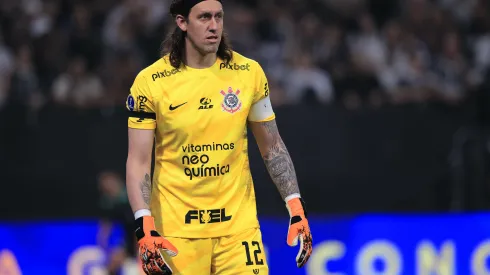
[126,128,154,213]
[249,119,300,199]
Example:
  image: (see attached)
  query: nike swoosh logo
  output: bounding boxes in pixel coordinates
[169,102,187,111]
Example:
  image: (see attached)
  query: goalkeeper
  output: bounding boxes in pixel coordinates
[125,0,312,274]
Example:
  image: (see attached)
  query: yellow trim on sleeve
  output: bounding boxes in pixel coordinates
[249,113,275,123]
[128,120,156,130]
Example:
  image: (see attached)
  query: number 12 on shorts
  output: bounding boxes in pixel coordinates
[242,241,264,266]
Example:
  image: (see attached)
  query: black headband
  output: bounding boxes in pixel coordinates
[170,0,222,17]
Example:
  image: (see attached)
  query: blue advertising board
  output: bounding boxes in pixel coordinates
[2,214,490,274]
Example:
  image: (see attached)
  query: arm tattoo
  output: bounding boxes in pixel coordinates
[261,120,300,199]
[140,173,151,207]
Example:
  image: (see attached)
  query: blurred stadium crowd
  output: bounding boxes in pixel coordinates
[1,1,490,273]
[0,0,489,114]
[1,0,490,219]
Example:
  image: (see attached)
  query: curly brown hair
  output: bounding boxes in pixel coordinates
[161,0,233,69]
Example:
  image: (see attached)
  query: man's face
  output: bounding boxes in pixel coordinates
[181,1,224,55]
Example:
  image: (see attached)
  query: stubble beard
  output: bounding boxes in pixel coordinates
[188,35,220,56]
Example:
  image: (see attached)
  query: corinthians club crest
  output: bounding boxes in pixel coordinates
[220,87,242,114]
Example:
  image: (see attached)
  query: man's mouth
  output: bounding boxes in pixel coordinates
[206,35,219,42]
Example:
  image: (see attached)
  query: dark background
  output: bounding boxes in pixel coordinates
[0,0,490,219]
[1,101,488,219]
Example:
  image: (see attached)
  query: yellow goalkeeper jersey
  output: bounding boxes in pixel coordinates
[126,52,274,238]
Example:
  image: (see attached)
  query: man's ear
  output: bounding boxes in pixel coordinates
[175,15,188,32]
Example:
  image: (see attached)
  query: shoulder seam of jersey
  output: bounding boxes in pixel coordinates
[136,73,156,101]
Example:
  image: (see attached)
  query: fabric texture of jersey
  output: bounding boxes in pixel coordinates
[127,52,274,238]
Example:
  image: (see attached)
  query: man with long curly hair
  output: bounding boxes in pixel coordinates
[125,1,312,274]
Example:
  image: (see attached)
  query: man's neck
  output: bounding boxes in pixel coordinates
[185,41,217,69]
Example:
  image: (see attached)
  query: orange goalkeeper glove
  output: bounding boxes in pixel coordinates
[135,216,178,275]
[286,196,313,268]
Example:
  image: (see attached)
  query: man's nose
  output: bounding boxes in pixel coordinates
[209,18,218,32]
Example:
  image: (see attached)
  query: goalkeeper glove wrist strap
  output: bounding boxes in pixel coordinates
[286,196,308,218]
[285,193,301,203]
[134,215,160,242]
[134,209,151,219]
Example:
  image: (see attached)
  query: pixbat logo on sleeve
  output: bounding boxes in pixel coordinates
[152,69,181,81]
[219,62,250,71]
